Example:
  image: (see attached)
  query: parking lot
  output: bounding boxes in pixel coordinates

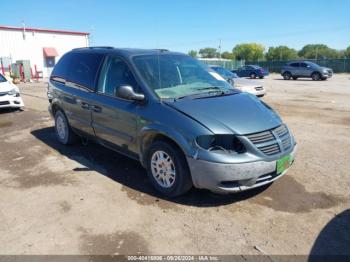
[0,74,349,255]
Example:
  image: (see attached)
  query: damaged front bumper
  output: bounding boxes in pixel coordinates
[187,145,297,194]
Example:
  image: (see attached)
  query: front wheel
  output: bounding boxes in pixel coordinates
[311,72,321,81]
[54,110,77,145]
[250,73,257,79]
[146,141,192,197]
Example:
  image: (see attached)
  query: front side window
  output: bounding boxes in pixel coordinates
[290,63,299,67]
[133,54,232,99]
[67,52,104,90]
[98,56,138,96]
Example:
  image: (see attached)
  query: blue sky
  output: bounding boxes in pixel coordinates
[1,0,349,52]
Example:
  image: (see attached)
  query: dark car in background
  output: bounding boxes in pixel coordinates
[232,65,269,79]
[281,61,333,81]
[48,47,296,197]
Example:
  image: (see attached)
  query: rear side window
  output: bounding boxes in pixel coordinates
[67,52,104,90]
[51,52,73,79]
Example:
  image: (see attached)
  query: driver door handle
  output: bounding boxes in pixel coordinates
[81,101,90,110]
[91,105,102,113]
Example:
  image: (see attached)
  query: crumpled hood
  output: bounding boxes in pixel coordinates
[167,93,282,135]
[0,81,16,93]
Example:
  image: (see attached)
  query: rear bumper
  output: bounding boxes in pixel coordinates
[0,95,24,108]
[187,145,297,194]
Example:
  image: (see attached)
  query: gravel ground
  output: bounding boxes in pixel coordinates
[0,74,349,256]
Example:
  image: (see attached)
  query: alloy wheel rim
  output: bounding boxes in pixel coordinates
[151,150,176,188]
[56,116,66,140]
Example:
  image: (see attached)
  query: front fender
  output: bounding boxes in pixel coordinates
[138,123,197,166]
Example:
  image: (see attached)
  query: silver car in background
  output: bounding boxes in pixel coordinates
[209,65,266,97]
[281,61,333,81]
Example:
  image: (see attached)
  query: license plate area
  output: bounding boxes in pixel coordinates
[276,154,293,174]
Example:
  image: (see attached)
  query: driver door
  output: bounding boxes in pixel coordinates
[91,55,141,155]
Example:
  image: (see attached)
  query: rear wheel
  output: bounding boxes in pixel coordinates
[250,73,256,79]
[146,141,192,197]
[54,110,77,145]
[311,72,321,81]
[283,72,292,80]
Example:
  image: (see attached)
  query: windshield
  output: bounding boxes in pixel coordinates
[133,54,233,99]
[0,74,7,83]
[306,62,319,67]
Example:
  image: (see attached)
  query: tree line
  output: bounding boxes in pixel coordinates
[188,44,350,61]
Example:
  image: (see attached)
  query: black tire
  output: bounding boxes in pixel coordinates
[250,73,256,79]
[259,76,264,79]
[311,72,321,81]
[283,72,292,80]
[292,76,298,80]
[146,141,192,197]
[54,110,77,145]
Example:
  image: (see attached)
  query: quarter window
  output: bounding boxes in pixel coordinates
[67,52,104,90]
[97,57,138,96]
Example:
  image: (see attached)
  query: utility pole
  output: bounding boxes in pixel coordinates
[21,20,26,40]
[218,39,222,60]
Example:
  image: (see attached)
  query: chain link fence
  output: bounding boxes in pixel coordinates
[199,59,244,70]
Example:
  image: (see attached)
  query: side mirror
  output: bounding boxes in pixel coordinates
[115,85,145,101]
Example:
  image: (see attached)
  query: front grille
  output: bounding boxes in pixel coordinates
[246,124,292,156]
[255,86,263,91]
[259,143,280,155]
[0,101,10,105]
[327,70,333,76]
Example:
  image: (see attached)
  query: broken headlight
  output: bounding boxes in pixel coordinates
[196,135,246,154]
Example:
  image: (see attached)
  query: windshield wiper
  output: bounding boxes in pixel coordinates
[196,86,224,91]
[175,87,237,101]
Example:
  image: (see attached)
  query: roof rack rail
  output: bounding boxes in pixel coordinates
[72,46,114,51]
[89,46,114,49]
[154,49,169,52]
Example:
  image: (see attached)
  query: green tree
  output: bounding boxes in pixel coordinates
[265,46,298,60]
[232,43,265,61]
[221,51,235,60]
[345,45,350,58]
[298,44,340,59]
[188,50,198,58]
[199,47,218,58]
